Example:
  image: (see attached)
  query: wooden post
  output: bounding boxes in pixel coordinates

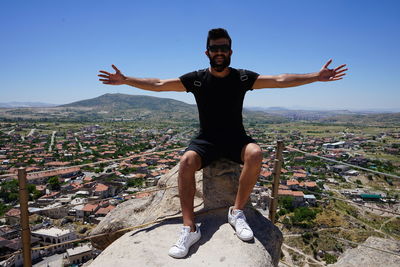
[269,140,284,224]
[18,167,32,267]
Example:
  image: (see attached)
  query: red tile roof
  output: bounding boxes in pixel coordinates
[82,204,99,212]
[94,183,108,192]
[293,173,307,178]
[287,180,299,186]
[95,205,116,215]
[5,208,20,217]
[45,161,71,167]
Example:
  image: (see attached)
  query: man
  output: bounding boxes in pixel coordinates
[98,28,347,258]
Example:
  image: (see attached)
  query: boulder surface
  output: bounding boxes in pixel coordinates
[89,158,283,266]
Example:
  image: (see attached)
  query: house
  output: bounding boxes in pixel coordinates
[0,237,41,267]
[304,194,317,206]
[5,209,20,225]
[299,181,318,190]
[0,226,19,240]
[36,203,68,219]
[37,191,60,204]
[293,172,307,179]
[95,205,116,218]
[93,183,109,198]
[23,167,81,184]
[286,180,299,190]
[348,157,368,166]
[345,169,359,176]
[278,190,304,207]
[66,244,94,266]
[31,227,76,256]
[331,164,350,174]
[322,141,346,149]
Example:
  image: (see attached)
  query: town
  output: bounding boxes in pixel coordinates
[0,121,399,266]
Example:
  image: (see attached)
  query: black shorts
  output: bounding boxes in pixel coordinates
[185,135,257,169]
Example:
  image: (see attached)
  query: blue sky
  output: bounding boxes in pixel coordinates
[1,0,399,111]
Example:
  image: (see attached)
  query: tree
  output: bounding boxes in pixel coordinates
[126,178,144,188]
[0,180,19,203]
[47,176,61,191]
[278,196,294,212]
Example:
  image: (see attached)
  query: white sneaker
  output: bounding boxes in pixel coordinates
[168,224,201,258]
[228,207,254,241]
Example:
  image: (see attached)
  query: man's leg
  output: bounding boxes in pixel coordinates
[169,151,202,258]
[178,150,202,232]
[234,143,263,210]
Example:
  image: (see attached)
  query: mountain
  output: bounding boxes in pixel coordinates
[59,93,195,112]
[319,112,400,125]
[246,106,290,111]
[0,94,399,125]
[0,102,57,108]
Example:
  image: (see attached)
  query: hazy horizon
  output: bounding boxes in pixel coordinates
[1,93,399,113]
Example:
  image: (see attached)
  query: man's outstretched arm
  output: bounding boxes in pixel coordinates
[98,65,186,92]
[252,59,347,89]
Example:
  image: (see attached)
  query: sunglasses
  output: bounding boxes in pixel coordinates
[207,44,231,53]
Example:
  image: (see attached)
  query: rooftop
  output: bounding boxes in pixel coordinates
[32,227,72,237]
[66,244,92,256]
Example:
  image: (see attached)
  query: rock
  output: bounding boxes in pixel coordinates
[203,158,249,209]
[88,207,282,267]
[89,158,283,266]
[331,236,400,267]
[90,163,204,250]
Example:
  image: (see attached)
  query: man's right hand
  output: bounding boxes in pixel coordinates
[98,64,126,85]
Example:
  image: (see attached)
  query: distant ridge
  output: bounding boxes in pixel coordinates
[0,94,398,125]
[0,102,57,108]
[59,93,195,112]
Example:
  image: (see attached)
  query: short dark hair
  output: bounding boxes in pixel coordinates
[206,28,232,49]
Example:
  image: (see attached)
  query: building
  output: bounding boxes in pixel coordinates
[304,194,317,206]
[65,244,94,265]
[35,203,68,219]
[331,164,350,174]
[322,141,346,149]
[5,209,20,225]
[31,227,76,255]
[359,194,382,202]
[286,180,299,190]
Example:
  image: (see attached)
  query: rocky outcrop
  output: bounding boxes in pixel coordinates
[89,163,203,250]
[331,236,400,267]
[89,158,283,266]
[88,207,281,267]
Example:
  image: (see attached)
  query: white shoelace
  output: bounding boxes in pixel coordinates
[235,212,250,230]
[175,228,190,249]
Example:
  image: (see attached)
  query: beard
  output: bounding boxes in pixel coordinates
[209,54,231,72]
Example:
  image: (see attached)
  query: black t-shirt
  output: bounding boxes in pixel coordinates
[180,67,259,142]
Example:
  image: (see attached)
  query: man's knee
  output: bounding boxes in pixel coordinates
[242,143,263,164]
[180,150,202,172]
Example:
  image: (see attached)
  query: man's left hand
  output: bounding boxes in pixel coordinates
[318,59,348,82]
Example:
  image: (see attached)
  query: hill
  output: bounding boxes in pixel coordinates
[59,93,194,112]
[0,93,398,126]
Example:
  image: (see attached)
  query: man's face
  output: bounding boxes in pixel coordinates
[206,38,232,72]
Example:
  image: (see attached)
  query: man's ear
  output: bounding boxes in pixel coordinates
[229,50,233,56]
[205,50,210,57]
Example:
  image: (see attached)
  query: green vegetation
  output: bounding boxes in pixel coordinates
[324,253,337,264]
[47,176,61,191]
[126,178,145,188]
[0,179,19,203]
[0,202,10,216]
[0,180,42,206]
[290,207,319,228]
